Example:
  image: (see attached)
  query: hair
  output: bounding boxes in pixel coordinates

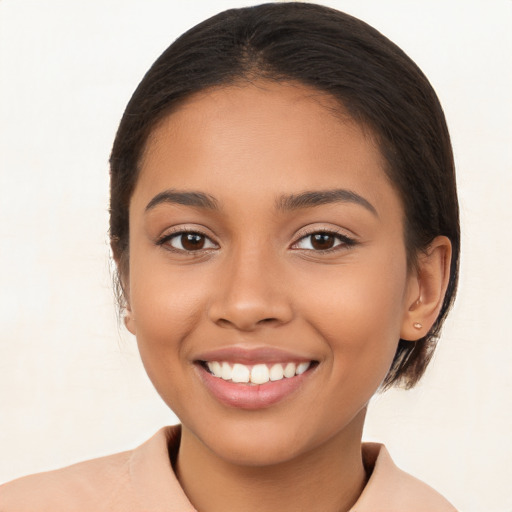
[109,2,460,390]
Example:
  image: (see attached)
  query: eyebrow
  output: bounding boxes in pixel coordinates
[276,189,378,216]
[145,188,377,216]
[145,190,219,212]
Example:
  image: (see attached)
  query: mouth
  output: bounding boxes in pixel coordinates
[194,354,318,410]
[199,360,315,385]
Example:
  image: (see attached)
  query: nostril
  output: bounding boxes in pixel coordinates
[216,318,234,329]
[208,293,294,331]
[258,317,278,324]
[214,316,280,330]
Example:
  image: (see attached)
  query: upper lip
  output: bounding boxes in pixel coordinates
[194,346,315,364]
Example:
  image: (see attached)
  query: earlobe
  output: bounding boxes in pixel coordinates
[124,306,137,335]
[112,251,135,335]
[401,236,452,341]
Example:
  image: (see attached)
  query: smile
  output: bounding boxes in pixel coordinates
[204,361,311,385]
[195,352,317,409]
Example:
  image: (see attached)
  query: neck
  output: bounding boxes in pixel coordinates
[175,410,368,512]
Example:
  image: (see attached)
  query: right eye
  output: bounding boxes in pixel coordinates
[158,231,218,252]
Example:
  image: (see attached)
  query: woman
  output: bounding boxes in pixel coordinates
[0,3,459,510]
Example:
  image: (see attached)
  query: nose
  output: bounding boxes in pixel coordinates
[207,247,294,331]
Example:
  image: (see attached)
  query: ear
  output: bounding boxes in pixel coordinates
[123,302,137,335]
[401,236,452,341]
[112,246,136,335]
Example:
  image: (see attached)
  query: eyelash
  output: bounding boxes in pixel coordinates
[156,228,218,253]
[156,228,357,254]
[291,228,357,253]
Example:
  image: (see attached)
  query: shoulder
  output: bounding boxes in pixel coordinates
[351,443,458,512]
[0,449,135,512]
[0,426,186,512]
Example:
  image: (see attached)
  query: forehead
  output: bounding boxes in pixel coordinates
[135,81,398,217]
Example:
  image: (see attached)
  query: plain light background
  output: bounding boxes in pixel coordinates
[0,1,511,510]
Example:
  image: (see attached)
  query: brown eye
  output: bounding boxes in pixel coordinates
[162,231,217,252]
[293,231,355,252]
[181,233,205,250]
[310,233,336,250]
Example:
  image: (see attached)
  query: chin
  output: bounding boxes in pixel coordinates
[207,430,310,467]
[183,408,362,469]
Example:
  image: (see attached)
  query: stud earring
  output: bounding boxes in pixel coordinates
[413,322,422,329]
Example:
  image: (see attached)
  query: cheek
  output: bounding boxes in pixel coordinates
[135,285,201,336]
[129,243,207,331]
[126,249,211,382]
[302,251,408,370]
[129,273,204,412]
[314,261,405,323]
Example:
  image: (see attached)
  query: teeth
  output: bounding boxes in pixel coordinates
[284,362,296,378]
[205,361,312,384]
[207,361,222,376]
[221,362,233,380]
[269,363,284,381]
[296,362,310,375]
[251,364,270,384]
[232,363,250,383]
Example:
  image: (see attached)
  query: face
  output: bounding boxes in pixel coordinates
[125,81,419,466]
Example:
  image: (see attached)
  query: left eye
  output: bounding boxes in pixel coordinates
[163,232,217,252]
[293,232,350,251]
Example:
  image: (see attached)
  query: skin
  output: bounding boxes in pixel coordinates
[123,81,451,512]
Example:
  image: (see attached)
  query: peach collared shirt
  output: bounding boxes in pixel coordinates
[0,425,457,511]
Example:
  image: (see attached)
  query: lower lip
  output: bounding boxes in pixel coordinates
[197,365,313,410]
